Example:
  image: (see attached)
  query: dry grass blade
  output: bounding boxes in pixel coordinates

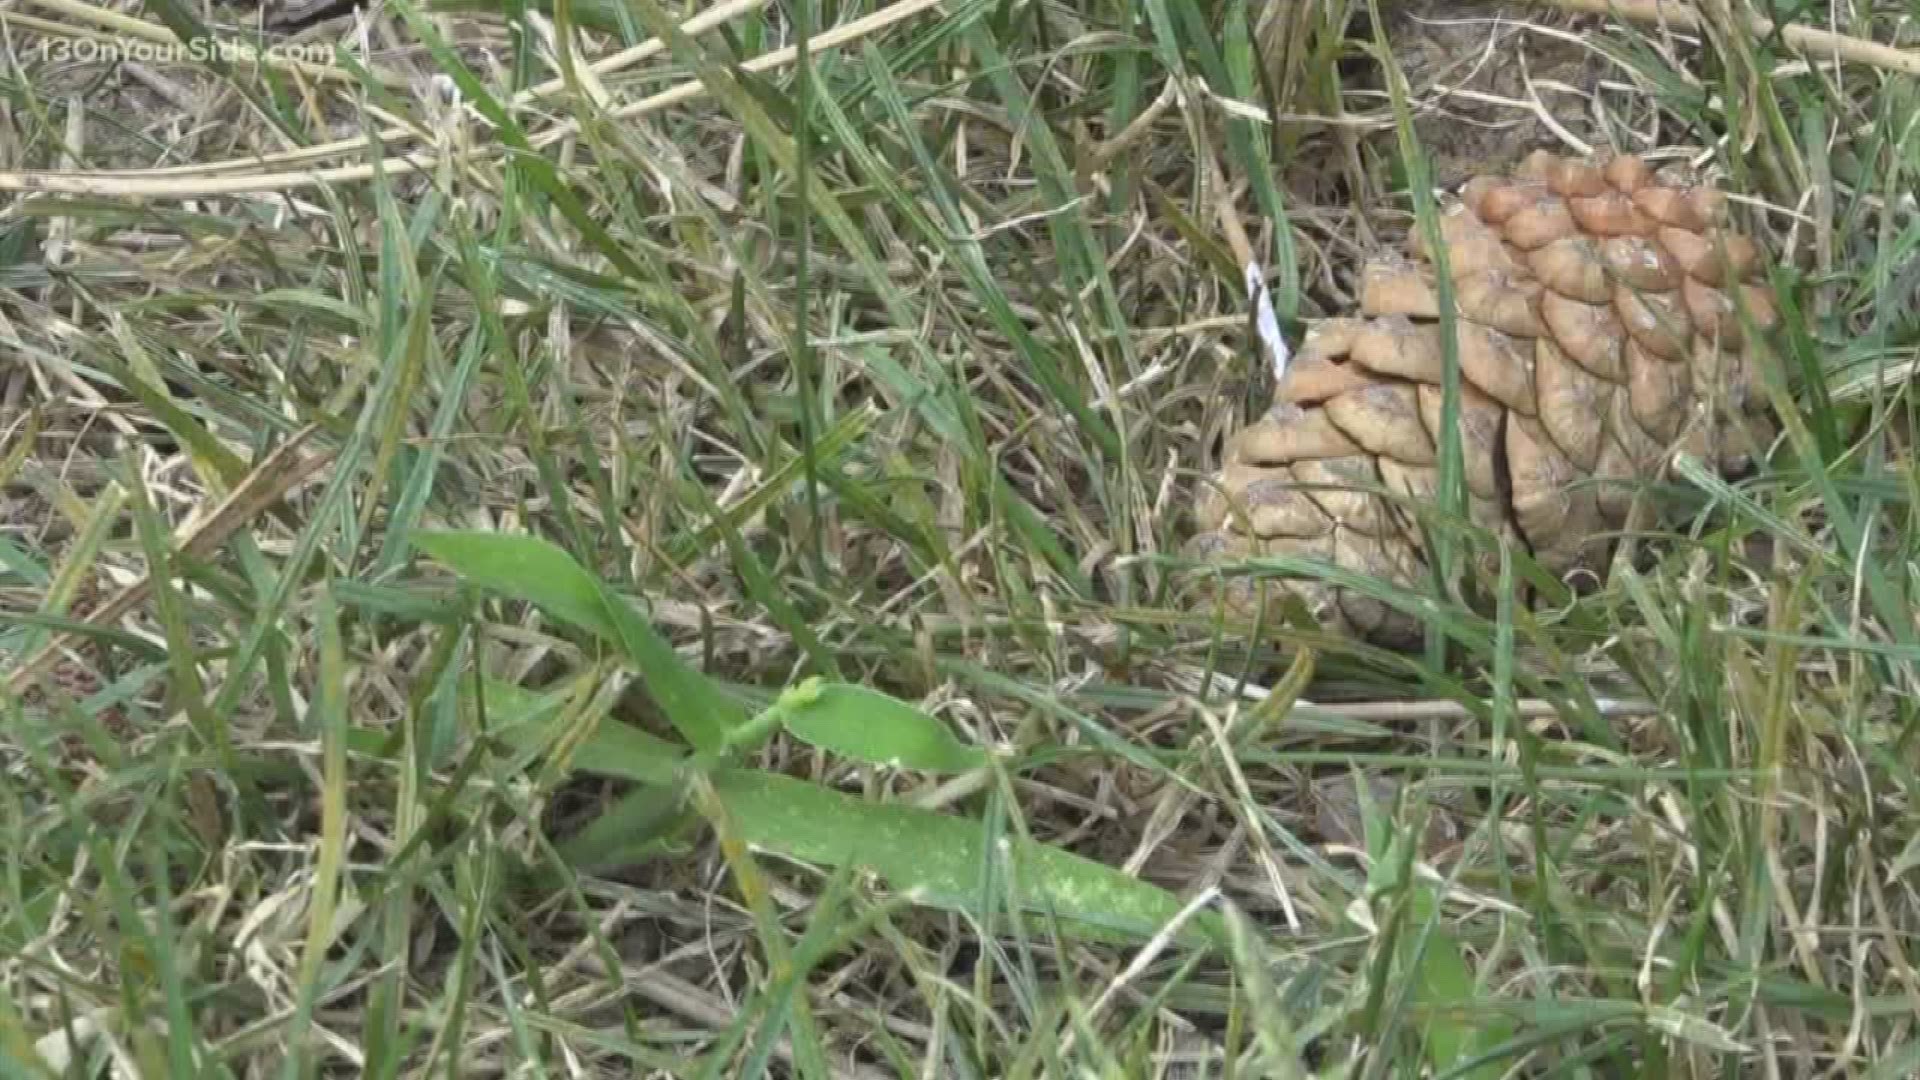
[1536,0,1920,76]
[11,0,398,85]
[3,423,333,696]
[69,0,777,178]
[0,0,949,197]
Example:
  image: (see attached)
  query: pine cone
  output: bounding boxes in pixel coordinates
[1189,149,1779,645]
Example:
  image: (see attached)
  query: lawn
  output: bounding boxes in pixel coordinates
[2,0,1918,1076]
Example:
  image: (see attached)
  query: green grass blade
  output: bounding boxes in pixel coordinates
[776,679,989,773]
[710,767,1222,946]
[413,529,745,751]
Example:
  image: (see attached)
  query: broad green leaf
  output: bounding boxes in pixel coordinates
[592,580,745,753]
[474,675,696,872]
[778,680,988,774]
[710,769,1222,947]
[413,530,744,752]
[1405,892,1512,1080]
[481,677,684,787]
[557,715,685,786]
[559,782,697,870]
[414,529,613,638]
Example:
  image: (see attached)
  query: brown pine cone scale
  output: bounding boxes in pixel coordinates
[1190,149,1778,645]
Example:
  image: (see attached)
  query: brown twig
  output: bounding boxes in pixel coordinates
[1536,0,1920,77]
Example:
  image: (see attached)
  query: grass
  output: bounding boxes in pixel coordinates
[1,0,1918,1075]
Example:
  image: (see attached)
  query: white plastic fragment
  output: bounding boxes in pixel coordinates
[1246,259,1289,384]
